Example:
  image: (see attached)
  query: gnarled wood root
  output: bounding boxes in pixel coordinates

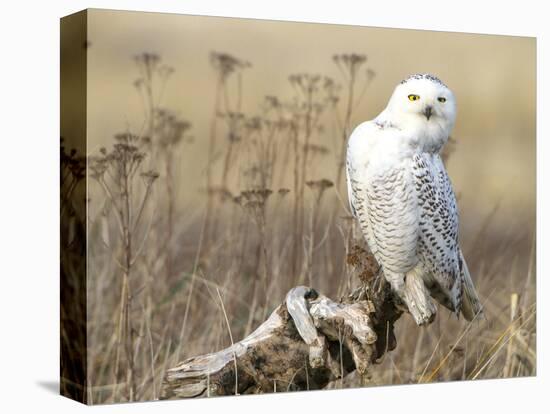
[161,283,402,399]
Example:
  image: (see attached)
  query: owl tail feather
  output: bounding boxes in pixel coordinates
[458,249,484,321]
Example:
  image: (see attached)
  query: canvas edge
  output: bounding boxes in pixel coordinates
[60,8,89,405]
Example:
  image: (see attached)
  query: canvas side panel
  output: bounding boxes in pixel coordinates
[60,9,88,404]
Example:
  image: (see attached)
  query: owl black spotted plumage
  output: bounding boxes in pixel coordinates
[346,74,483,325]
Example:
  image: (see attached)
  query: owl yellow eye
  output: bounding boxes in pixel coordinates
[408,94,420,101]
[438,97,447,103]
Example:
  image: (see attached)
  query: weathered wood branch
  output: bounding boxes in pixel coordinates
[161,279,403,399]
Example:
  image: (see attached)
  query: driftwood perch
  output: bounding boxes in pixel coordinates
[161,280,403,398]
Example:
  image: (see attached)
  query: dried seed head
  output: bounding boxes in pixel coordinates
[114,132,139,144]
[323,76,342,106]
[306,179,334,202]
[346,245,380,285]
[235,188,273,226]
[89,156,109,181]
[210,52,251,80]
[69,156,86,180]
[140,170,159,186]
[134,52,161,71]
[155,109,193,148]
[333,53,368,78]
[244,116,262,133]
[306,179,334,191]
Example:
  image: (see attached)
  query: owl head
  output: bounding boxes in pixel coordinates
[385,74,456,148]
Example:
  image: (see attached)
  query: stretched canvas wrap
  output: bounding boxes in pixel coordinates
[60,9,536,405]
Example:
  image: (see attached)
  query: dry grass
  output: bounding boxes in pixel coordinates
[77,51,536,403]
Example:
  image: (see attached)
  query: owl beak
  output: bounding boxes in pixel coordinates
[423,105,433,121]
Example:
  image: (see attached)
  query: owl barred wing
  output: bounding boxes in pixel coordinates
[367,164,421,275]
[345,122,384,258]
[417,154,483,320]
[347,158,420,275]
[346,120,421,275]
[413,153,461,303]
[346,159,379,258]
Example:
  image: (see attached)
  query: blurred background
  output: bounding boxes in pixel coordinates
[86,10,535,226]
[66,9,535,403]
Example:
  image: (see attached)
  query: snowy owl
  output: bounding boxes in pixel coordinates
[346,73,483,325]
